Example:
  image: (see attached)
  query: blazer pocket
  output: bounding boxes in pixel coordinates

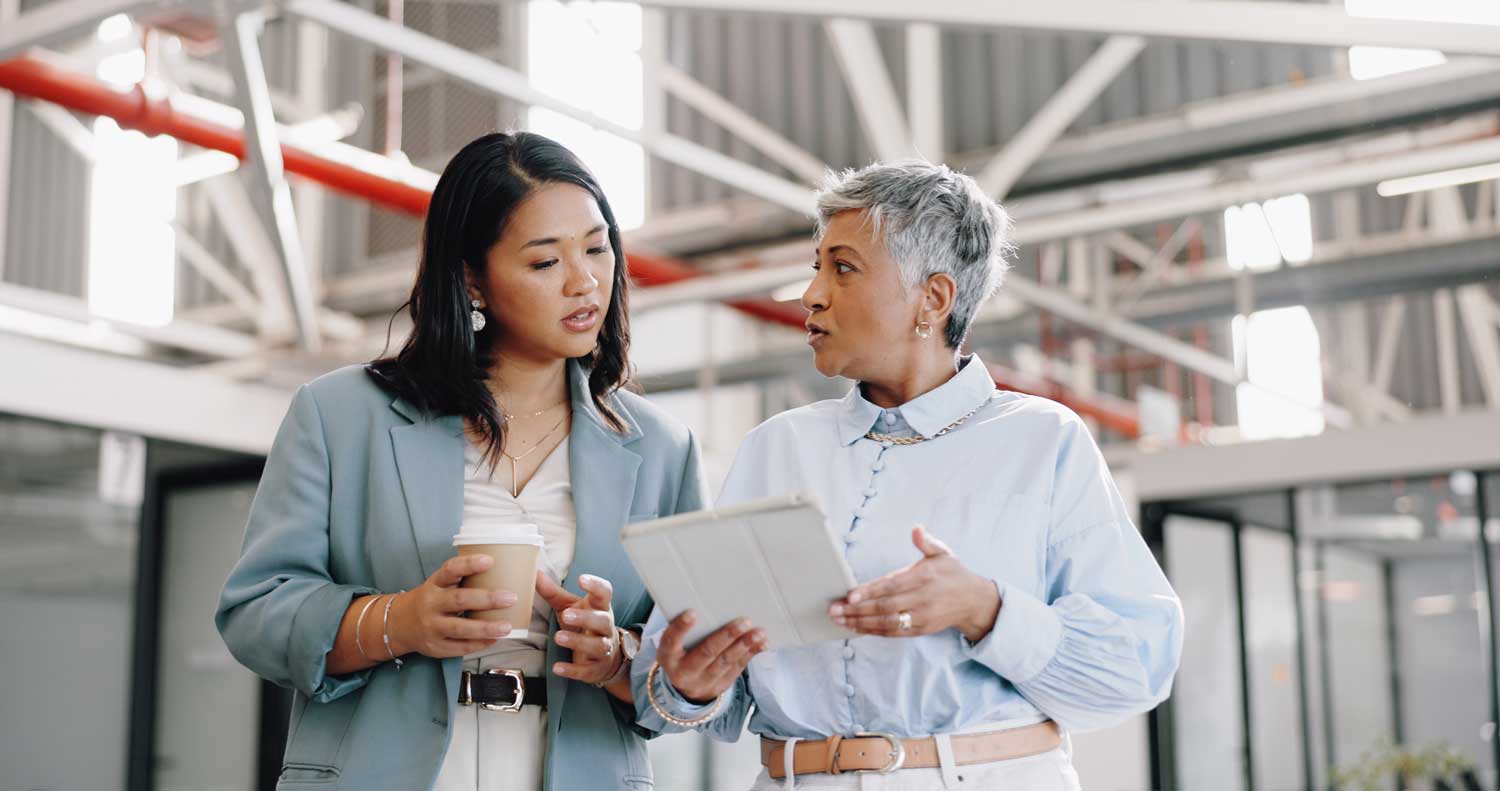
[277,762,340,787]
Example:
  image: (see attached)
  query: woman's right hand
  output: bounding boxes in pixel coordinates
[656,611,768,704]
[388,554,517,659]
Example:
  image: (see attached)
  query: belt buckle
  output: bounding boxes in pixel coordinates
[843,732,905,774]
[479,668,525,713]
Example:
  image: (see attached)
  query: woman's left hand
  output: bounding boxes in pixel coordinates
[829,526,1002,642]
[537,571,623,684]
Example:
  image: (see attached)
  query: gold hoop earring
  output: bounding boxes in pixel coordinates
[915,321,934,340]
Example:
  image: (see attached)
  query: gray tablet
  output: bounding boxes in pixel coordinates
[621,493,858,649]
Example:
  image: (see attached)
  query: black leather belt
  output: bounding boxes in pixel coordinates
[457,669,547,712]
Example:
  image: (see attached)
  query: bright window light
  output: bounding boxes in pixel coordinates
[88,48,177,327]
[1224,193,1311,271]
[1345,0,1500,80]
[1225,192,1324,439]
[527,1,645,230]
[1233,308,1326,440]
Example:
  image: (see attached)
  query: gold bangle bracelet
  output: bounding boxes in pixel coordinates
[645,660,725,728]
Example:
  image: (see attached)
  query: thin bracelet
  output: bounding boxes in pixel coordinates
[381,591,406,670]
[353,594,381,663]
[645,660,724,727]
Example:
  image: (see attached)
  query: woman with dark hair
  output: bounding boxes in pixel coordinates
[217,131,714,791]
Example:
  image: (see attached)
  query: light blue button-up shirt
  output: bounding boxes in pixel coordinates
[633,355,1183,741]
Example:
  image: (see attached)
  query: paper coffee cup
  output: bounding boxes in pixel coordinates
[453,523,543,639]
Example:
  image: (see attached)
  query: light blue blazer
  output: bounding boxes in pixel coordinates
[215,360,707,790]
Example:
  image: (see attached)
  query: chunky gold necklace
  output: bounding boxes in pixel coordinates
[864,391,997,446]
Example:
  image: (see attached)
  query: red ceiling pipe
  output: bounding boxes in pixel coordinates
[0,54,433,216]
[0,53,1137,436]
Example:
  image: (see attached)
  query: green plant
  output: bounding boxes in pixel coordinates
[1332,738,1476,791]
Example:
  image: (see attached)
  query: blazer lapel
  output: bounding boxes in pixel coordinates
[388,397,464,583]
[547,360,643,730]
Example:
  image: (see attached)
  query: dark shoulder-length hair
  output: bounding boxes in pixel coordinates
[368,131,632,467]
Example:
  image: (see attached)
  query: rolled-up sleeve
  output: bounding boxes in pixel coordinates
[964,418,1184,733]
[632,606,753,741]
[214,385,378,703]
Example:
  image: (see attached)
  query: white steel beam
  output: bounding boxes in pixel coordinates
[0,332,289,455]
[1009,131,1500,245]
[223,10,321,353]
[1433,289,1462,414]
[906,23,943,162]
[1455,286,1500,408]
[0,0,167,62]
[1370,296,1406,395]
[22,99,95,162]
[1128,409,1500,502]
[1001,273,1240,385]
[654,61,830,184]
[0,281,259,359]
[824,18,915,162]
[632,261,813,312]
[174,226,263,324]
[632,0,1500,57]
[285,0,816,216]
[200,174,294,334]
[978,36,1145,199]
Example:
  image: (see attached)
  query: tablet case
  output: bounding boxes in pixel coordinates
[621,493,859,649]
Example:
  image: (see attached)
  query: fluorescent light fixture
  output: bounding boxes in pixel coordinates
[771,279,812,303]
[1376,161,1500,196]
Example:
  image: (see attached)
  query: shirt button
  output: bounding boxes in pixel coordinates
[863,487,877,498]
[853,506,866,519]
[854,723,867,733]
[843,534,857,545]
[844,684,856,697]
[872,459,886,473]
[882,413,897,425]
[843,646,855,659]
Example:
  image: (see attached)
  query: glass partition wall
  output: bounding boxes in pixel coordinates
[1145,471,1500,791]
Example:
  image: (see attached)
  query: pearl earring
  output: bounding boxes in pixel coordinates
[470,299,486,332]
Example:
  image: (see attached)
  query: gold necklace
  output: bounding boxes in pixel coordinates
[864,391,997,446]
[501,412,568,497]
[500,400,567,421]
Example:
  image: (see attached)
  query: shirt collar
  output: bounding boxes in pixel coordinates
[835,354,996,445]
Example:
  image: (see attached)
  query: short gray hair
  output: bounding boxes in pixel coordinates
[814,160,1014,349]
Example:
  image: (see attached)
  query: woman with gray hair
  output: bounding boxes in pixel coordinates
[632,160,1184,790]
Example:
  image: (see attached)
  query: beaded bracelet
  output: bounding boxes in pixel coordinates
[353,594,381,663]
[645,660,724,728]
[381,591,406,670]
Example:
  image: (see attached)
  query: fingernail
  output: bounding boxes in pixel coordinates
[495,592,515,606]
[556,632,571,645]
[494,624,511,637]
[848,592,862,604]
[829,604,845,617]
[735,619,750,631]
[833,616,846,625]
[579,574,596,585]
[562,611,579,624]
[553,663,566,675]
[682,611,696,625]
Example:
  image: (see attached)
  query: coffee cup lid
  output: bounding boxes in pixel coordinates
[452,522,543,547]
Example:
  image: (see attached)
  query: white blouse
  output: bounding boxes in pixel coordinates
[459,437,577,658]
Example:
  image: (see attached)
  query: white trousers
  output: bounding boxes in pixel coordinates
[748,730,1082,791]
[432,647,548,791]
